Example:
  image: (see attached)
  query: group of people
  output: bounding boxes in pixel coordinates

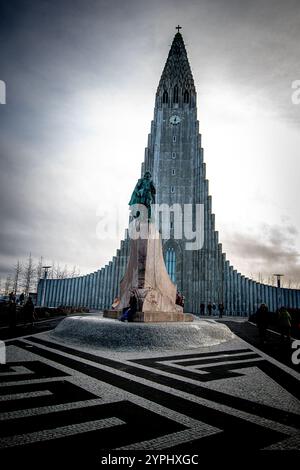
[8,292,36,330]
[256,303,292,343]
[200,302,225,318]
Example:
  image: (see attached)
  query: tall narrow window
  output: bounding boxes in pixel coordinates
[162,90,168,104]
[165,248,176,283]
[172,169,176,175]
[173,85,179,104]
[171,186,175,193]
[172,151,176,159]
[172,136,176,143]
[184,90,189,104]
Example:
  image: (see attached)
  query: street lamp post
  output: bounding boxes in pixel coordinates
[41,266,51,307]
[273,273,284,309]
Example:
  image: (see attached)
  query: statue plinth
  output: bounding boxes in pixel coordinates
[104,222,192,322]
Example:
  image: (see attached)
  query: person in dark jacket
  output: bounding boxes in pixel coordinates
[207,303,212,316]
[23,297,35,326]
[19,292,25,305]
[218,303,224,318]
[256,303,269,343]
[120,291,138,322]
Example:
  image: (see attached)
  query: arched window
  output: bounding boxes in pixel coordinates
[165,248,176,283]
[162,90,168,104]
[184,90,189,104]
[173,85,179,104]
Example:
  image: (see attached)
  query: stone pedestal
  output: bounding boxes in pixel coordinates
[104,221,191,322]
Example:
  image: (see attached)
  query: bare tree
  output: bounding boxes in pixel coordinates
[35,256,43,290]
[4,275,12,295]
[52,262,64,279]
[69,265,80,278]
[13,260,22,294]
[22,253,35,296]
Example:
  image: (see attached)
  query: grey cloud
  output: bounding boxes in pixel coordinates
[223,223,300,283]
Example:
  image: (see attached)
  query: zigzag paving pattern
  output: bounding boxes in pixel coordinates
[1,332,299,461]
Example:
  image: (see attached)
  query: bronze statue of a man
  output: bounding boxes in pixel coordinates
[129,171,156,219]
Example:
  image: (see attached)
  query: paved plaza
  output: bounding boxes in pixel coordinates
[0,317,299,462]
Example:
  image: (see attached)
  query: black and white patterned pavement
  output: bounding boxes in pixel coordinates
[1,322,299,463]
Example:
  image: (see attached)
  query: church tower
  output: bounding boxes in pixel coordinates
[141,29,220,313]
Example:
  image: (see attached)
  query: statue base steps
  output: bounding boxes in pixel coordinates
[50,314,235,351]
[103,309,193,322]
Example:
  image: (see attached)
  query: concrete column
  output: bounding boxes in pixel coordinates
[51,280,58,307]
[81,276,87,307]
[55,279,61,307]
[72,277,77,306]
[288,289,293,308]
[77,277,82,307]
[233,270,238,315]
[75,277,81,307]
[111,258,116,303]
[92,272,97,308]
[254,282,258,308]
[69,278,75,306]
[98,269,104,310]
[89,273,94,309]
[102,266,108,309]
[107,262,113,308]
[293,289,297,308]
[244,278,249,315]
[224,260,229,314]
[60,279,65,306]
[229,266,233,314]
[76,276,81,307]
[93,271,100,310]
[61,279,67,306]
[266,285,271,310]
[66,279,71,306]
[45,280,52,307]
[241,275,245,315]
[89,274,94,309]
[44,280,51,307]
[87,274,93,309]
[237,274,242,315]
[48,279,54,307]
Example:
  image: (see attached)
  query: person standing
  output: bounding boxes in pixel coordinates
[23,297,35,327]
[278,307,292,342]
[19,292,25,305]
[207,303,212,316]
[200,303,205,316]
[256,303,269,343]
[218,303,224,318]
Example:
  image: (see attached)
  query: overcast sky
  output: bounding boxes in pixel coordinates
[0,0,300,286]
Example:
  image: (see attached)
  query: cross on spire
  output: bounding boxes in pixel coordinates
[175,25,182,33]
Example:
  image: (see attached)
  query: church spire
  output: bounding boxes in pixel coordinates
[156,29,196,108]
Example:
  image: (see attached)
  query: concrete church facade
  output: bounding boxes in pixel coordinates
[37,31,300,315]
